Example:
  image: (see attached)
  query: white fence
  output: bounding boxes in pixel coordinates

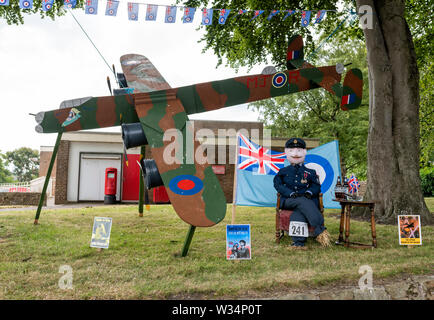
[0,177,55,196]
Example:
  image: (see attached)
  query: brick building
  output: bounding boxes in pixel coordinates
[39,120,320,204]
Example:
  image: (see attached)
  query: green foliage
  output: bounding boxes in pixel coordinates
[180,0,355,70]
[420,167,434,197]
[0,151,14,183]
[0,0,84,25]
[250,40,369,178]
[4,147,39,182]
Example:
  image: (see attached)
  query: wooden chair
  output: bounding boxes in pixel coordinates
[275,192,324,243]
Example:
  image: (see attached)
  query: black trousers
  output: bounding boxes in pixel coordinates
[282,196,325,246]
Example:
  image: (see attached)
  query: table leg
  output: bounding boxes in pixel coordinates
[370,205,377,248]
[345,205,351,247]
[339,204,345,243]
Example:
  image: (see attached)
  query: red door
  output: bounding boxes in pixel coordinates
[122,154,141,201]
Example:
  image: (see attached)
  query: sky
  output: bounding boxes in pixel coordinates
[0,2,266,153]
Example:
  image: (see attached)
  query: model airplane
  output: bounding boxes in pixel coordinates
[33,35,363,229]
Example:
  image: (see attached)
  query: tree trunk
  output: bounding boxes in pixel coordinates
[354,0,432,224]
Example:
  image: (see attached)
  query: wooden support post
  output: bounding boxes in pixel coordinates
[138,145,145,217]
[181,225,196,257]
[34,131,63,225]
[338,203,345,243]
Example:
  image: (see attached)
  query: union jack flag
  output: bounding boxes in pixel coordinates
[237,134,286,175]
[348,174,360,194]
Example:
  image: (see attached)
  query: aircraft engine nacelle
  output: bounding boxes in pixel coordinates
[140,159,164,189]
[121,123,148,149]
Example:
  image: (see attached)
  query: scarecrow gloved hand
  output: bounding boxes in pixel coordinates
[290,192,297,198]
[304,192,312,199]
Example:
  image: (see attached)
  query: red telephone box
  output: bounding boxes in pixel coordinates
[104,167,117,204]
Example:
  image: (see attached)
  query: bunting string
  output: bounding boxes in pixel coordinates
[2,0,360,28]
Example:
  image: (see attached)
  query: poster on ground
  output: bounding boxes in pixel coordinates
[398,215,422,245]
[226,224,251,260]
[90,217,113,249]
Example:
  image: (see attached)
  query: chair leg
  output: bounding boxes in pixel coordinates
[370,205,377,248]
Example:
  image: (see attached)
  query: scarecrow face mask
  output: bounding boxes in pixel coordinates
[285,147,307,164]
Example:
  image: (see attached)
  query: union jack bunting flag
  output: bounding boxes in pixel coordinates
[105,0,119,17]
[348,174,360,194]
[237,134,286,175]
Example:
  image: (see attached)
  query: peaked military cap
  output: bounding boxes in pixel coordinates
[285,137,306,149]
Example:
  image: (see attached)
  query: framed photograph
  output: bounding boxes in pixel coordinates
[90,217,113,249]
[226,224,251,260]
[398,215,422,245]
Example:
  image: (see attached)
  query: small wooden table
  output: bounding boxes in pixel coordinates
[333,199,377,249]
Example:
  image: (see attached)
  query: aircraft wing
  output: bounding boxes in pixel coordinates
[120,54,171,93]
[133,91,227,227]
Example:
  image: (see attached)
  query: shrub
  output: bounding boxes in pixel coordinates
[420,167,434,197]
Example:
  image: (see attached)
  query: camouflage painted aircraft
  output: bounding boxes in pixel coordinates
[34,35,363,228]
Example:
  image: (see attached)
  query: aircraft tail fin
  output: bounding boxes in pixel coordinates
[340,68,363,110]
[286,35,305,70]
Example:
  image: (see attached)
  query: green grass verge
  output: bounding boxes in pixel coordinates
[0,203,432,299]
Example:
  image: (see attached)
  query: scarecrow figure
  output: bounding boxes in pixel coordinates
[273,138,331,249]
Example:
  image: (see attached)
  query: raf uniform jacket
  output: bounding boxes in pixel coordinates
[273,164,321,208]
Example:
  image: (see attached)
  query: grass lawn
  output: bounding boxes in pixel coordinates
[0,201,433,299]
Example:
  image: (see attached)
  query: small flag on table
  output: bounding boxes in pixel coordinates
[341,93,357,106]
[85,0,98,15]
[105,0,119,17]
[146,4,158,21]
[183,7,196,23]
[219,9,231,24]
[165,6,177,23]
[301,10,311,27]
[19,0,33,9]
[348,174,360,194]
[314,10,326,24]
[42,0,54,11]
[202,8,213,25]
[128,2,139,21]
[267,10,280,21]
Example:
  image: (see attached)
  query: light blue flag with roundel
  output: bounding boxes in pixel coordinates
[314,10,326,24]
[42,0,54,11]
[235,137,341,209]
[105,0,119,17]
[183,7,196,23]
[85,0,98,15]
[19,0,33,9]
[202,8,213,25]
[267,10,280,21]
[165,6,177,23]
[146,4,158,21]
[64,0,76,9]
[0,0,10,6]
[218,9,231,24]
[127,2,139,21]
[301,10,312,27]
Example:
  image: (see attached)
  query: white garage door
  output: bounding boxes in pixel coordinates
[78,153,122,201]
